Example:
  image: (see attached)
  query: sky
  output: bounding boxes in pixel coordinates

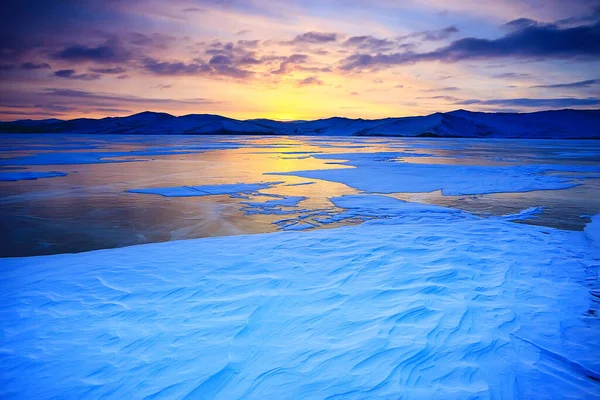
[1,0,600,121]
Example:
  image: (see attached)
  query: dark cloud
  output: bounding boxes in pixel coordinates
[54,69,101,81]
[341,20,600,70]
[1,62,51,71]
[142,58,210,75]
[21,62,51,70]
[142,57,253,79]
[53,40,130,63]
[209,55,232,65]
[298,76,324,86]
[531,79,600,88]
[289,32,338,44]
[89,67,127,74]
[236,30,252,36]
[455,97,600,107]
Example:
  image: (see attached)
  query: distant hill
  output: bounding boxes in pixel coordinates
[1,109,599,138]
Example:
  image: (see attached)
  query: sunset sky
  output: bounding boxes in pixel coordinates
[1,0,599,121]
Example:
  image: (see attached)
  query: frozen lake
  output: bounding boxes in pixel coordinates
[1,135,600,257]
[1,134,600,399]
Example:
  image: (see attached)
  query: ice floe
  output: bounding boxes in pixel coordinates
[127,182,282,197]
[269,152,600,196]
[0,171,67,181]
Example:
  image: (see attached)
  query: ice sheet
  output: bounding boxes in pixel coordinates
[1,202,599,399]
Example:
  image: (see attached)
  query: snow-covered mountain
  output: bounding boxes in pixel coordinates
[1,109,599,138]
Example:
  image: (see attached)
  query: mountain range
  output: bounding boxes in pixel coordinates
[1,109,599,138]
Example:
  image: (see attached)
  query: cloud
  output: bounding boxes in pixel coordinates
[89,67,127,74]
[340,20,600,70]
[54,69,101,81]
[142,57,253,79]
[531,79,600,88]
[20,62,51,70]
[503,18,540,31]
[492,72,532,79]
[417,95,462,101]
[42,88,218,105]
[343,35,395,51]
[183,7,205,13]
[455,97,600,107]
[288,32,338,44]
[237,40,260,48]
[398,26,459,42]
[236,30,252,36]
[297,76,324,86]
[127,32,176,49]
[53,40,130,63]
[421,86,460,92]
[209,55,232,65]
[270,54,309,74]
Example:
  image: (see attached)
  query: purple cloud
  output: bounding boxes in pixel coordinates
[289,32,338,44]
[21,62,51,70]
[298,76,324,86]
[531,79,600,88]
[455,97,600,107]
[89,67,127,74]
[341,20,600,70]
[54,40,130,63]
[54,69,101,81]
[398,26,459,42]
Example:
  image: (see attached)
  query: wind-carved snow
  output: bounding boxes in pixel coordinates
[0,171,67,181]
[585,214,600,247]
[268,152,600,196]
[1,203,599,399]
[127,182,282,197]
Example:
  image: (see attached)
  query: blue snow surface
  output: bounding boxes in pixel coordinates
[0,170,67,181]
[127,182,282,197]
[268,152,600,195]
[1,195,600,399]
